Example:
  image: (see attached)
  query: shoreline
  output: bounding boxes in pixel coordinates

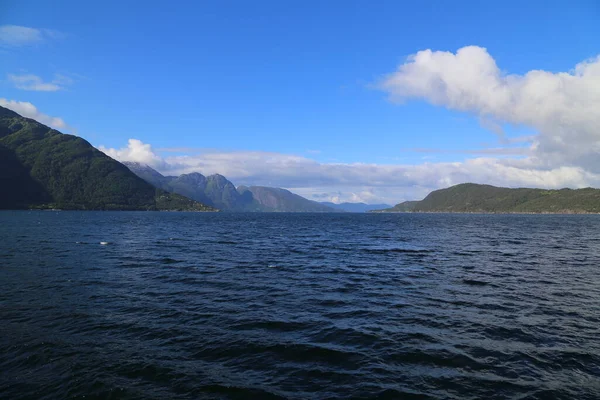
[370,210,600,215]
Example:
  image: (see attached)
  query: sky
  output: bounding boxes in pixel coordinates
[1,0,600,204]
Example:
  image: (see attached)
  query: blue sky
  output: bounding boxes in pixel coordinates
[1,1,600,203]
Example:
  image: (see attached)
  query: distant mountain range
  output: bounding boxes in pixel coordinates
[375,183,600,214]
[0,104,388,213]
[9,103,596,215]
[0,106,214,211]
[320,202,392,213]
[124,162,336,212]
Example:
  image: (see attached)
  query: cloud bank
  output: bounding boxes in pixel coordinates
[0,98,68,130]
[98,46,600,204]
[99,138,599,205]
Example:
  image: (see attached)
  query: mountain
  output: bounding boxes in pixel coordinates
[125,163,261,211]
[0,106,215,211]
[125,163,336,212]
[238,186,335,212]
[375,200,420,213]
[376,183,600,213]
[170,173,261,211]
[122,161,174,191]
[320,202,392,213]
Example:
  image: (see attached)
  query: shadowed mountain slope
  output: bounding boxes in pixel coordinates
[125,162,336,212]
[0,106,214,211]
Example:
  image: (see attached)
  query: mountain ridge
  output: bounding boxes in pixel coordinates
[239,185,335,212]
[375,183,600,214]
[0,106,215,211]
[125,162,336,212]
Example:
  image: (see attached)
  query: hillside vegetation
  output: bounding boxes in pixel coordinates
[0,106,215,211]
[377,183,600,214]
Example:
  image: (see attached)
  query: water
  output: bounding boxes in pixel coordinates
[1,212,600,399]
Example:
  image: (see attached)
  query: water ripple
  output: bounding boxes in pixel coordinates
[1,211,600,399]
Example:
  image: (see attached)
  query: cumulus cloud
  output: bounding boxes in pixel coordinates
[378,45,600,170]
[98,139,168,170]
[93,47,600,204]
[0,25,61,47]
[100,139,600,204]
[7,73,73,91]
[0,98,69,130]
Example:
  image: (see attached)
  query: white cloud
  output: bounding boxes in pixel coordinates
[378,45,600,171]
[62,45,600,204]
[7,73,72,91]
[0,98,68,130]
[100,139,600,204]
[98,139,167,170]
[0,25,60,47]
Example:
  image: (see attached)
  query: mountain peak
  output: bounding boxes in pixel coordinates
[0,105,20,118]
[180,171,206,178]
[208,173,229,182]
[123,161,145,166]
[123,161,166,177]
[123,161,152,170]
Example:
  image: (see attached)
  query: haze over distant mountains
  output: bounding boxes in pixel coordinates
[0,105,403,213]
[124,162,337,212]
[4,104,600,214]
[0,106,214,211]
[320,202,392,213]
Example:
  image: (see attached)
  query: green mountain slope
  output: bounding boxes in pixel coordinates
[374,200,420,213]
[0,106,215,211]
[377,183,600,213]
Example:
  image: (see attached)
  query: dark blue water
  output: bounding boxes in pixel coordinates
[1,212,600,399]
